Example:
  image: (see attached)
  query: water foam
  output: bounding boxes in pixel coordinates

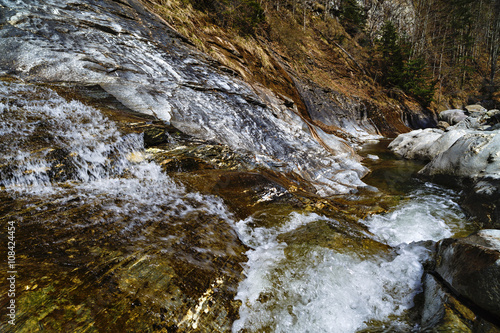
[0,81,232,230]
[0,81,140,191]
[363,182,467,246]
[232,212,430,333]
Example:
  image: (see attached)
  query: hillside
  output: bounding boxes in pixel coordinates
[140,0,499,137]
[140,0,434,138]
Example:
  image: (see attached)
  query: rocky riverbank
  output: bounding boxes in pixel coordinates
[1,0,498,332]
[390,105,500,228]
[390,105,500,331]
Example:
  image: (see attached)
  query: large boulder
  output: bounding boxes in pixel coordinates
[419,131,500,180]
[439,109,468,125]
[420,229,500,331]
[388,127,471,162]
[417,130,500,226]
[434,230,500,320]
[388,128,443,160]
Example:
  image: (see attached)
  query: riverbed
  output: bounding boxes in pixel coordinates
[0,80,476,332]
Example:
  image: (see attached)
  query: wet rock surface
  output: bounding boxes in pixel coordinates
[421,230,500,332]
[389,105,500,227]
[0,0,371,196]
[0,78,417,333]
[0,1,488,332]
[0,80,252,332]
[434,230,500,320]
[421,273,500,332]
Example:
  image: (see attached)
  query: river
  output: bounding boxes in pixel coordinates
[0,80,475,332]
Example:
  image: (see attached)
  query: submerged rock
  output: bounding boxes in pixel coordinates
[0,80,251,332]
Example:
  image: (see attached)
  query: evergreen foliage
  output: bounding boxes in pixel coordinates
[338,0,366,36]
[377,21,436,106]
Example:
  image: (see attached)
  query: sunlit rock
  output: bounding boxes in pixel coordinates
[437,120,450,130]
[388,128,443,160]
[419,131,500,180]
[439,109,468,125]
[465,104,488,118]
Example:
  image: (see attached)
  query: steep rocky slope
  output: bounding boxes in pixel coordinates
[141,0,436,139]
[1,0,375,196]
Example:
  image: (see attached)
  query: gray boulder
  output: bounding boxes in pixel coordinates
[388,128,443,160]
[388,127,469,161]
[447,116,481,130]
[439,109,468,125]
[433,230,500,320]
[419,131,500,180]
[465,104,488,118]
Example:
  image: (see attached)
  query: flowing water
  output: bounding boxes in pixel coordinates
[231,147,473,333]
[0,80,475,332]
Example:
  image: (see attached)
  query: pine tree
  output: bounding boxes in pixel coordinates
[377,21,435,106]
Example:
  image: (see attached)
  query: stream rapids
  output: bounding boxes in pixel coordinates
[0,80,477,332]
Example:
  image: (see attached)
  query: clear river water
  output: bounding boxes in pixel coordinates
[0,80,476,332]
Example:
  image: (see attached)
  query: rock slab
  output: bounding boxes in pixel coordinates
[434,230,500,320]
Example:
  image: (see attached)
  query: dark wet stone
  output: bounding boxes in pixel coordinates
[45,148,79,182]
[433,231,500,322]
[420,273,500,332]
[143,126,169,147]
[461,177,500,228]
